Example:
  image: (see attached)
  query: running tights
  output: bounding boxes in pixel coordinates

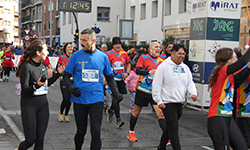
[73,102,103,150]
[18,95,49,150]
[59,80,71,115]
[208,116,247,150]
[159,103,182,150]
[3,67,11,77]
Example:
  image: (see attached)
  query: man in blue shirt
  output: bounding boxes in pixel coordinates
[63,28,122,150]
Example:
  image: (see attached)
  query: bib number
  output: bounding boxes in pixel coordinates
[82,69,99,82]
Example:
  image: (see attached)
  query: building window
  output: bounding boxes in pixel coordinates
[43,4,46,12]
[63,12,66,25]
[97,7,110,21]
[48,1,53,11]
[164,0,171,15]
[141,3,146,20]
[48,21,53,30]
[152,0,158,18]
[68,12,71,24]
[43,22,46,30]
[130,6,135,20]
[179,0,186,13]
[38,24,41,32]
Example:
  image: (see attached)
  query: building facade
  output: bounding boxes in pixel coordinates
[20,0,60,46]
[0,0,18,45]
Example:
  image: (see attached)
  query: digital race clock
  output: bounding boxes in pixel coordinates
[58,0,91,13]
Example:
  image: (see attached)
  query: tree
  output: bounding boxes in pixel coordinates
[162,35,175,48]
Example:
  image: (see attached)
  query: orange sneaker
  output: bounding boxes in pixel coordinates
[127,132,138,142]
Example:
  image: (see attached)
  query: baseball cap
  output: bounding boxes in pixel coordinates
[101,44,107,48]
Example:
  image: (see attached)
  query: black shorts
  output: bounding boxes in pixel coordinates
[135,90,156,107]
[116,81,127,94]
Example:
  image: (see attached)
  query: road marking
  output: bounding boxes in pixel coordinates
[201,146,214,150]
[0,128,6,134]
[0,106,24,141]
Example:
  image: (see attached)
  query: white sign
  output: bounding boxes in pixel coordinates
[207,0,242,19]
[205,40,239,62]
[32,34,39,39]
[24,35,30,41]
[24,29,30,35]
[190,0,208,18]
[189,40,206,62]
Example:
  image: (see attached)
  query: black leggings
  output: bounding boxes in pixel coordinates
[59,80,71,115]
[159,103,182,150]
[73,102,103,150]
[207,116,247,150]
[3,67,11,77]
[18,95,49,150]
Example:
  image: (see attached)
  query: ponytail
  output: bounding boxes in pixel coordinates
[208,64,223,90]
[15,48,30,77]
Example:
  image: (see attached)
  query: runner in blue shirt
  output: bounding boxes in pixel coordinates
[63,28,122,150]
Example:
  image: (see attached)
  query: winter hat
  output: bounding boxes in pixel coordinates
[112,37,121,45]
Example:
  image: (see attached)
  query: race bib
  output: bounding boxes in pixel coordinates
[34,82,48,95]
[114,61,123,70]
[5,58,10,60]
[148,74,154,80]
[173,65,185,75]
[82,69,99,82]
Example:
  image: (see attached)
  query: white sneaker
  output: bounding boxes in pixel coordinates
[58,113,64,122]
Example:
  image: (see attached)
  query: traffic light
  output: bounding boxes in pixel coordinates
[73,34,79,45]
[73,29,79,49]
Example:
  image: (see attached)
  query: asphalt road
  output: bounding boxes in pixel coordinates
[0,71,213,150]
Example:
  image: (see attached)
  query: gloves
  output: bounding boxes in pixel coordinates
[112,93,123,107]
[69,87,81,97]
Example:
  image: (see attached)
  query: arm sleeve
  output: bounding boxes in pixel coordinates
[152,64,164,105]
[136,67,149,75]
[186,66,198,96]
[233,67,250,89]
[227,48,250,75]
[20,64,35,95]
[105,73,119,96]
[48,72,61,87]
[63,71,74,90]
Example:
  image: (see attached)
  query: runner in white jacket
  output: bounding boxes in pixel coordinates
[152,44,197,150]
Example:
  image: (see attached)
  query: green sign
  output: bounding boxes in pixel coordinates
[206,17,240,41]
[58,0,91,13]
[190,18,207,40]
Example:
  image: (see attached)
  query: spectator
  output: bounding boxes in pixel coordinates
[233,47,242,60]
[15,45,23,55]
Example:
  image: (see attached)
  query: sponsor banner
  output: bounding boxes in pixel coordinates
[190,18,207,40]
[187,83,211,107]
[207,0,242,19]
[204,62,216,84]
[190,0,207,18]
[189,40,206,62]
[189,61,204,84]
[205,40,239,62]
[206,17,240,41]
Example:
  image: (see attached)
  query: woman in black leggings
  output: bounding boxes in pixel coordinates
[57,42,73,122]
[15,39,65,150]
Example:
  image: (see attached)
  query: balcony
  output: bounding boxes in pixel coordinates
[0,14,3,19]
[5,14,11,22]
[21,15,33,24]
[0,37,9,43]
[33,0,42,5]
[0,26,3,31]
[56,28,60,35]
[55,11,60,18]
[21,0,34,9]
[33,14,42,22]
[14,22,19,27]
[14,32,19,37]
[5,2,11,10]
[4,26,11,33]
[0,1,3,7]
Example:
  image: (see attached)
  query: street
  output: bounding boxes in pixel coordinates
[0,71,213,150]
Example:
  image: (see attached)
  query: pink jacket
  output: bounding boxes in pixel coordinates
[125,70,140,92]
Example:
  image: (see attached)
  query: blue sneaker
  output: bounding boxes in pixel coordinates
[117,118,125,128]
[106,108,113,123]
